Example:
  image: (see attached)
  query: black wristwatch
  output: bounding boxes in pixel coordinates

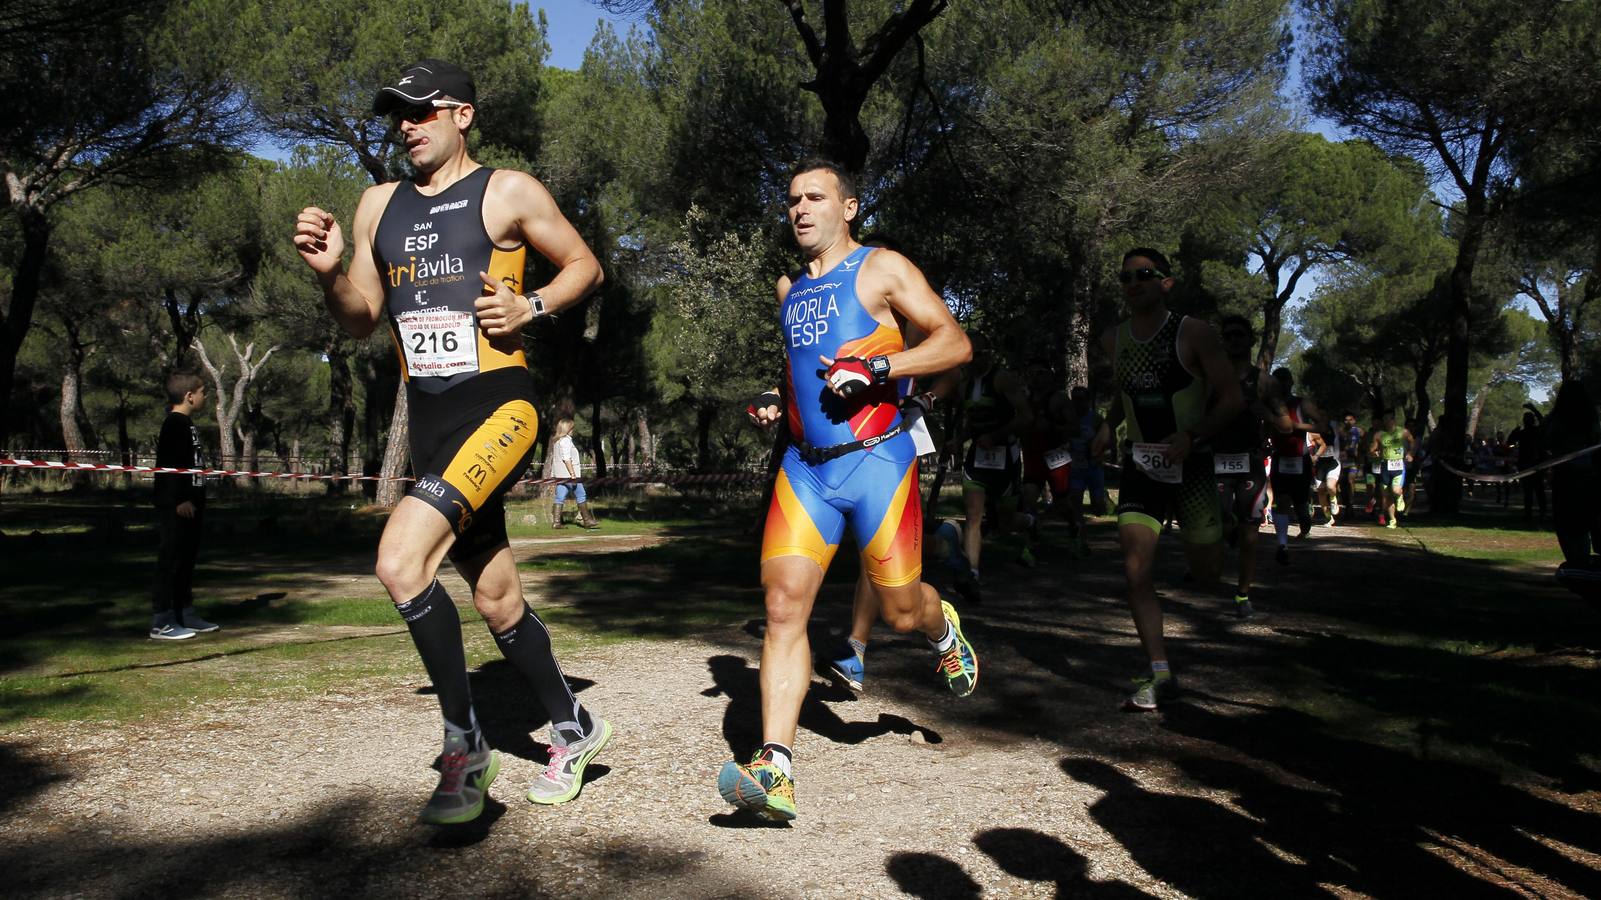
[867,354,892,384]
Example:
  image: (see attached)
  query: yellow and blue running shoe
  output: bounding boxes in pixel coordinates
[937,598,978,697]
[717,749,796,822]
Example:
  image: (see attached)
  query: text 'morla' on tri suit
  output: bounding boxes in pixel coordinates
[762,246,923,587]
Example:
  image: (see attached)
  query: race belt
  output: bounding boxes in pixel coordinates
[797,420,908,464]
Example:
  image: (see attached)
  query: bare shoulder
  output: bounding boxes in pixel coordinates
[861,246,925,293]
[486,168,554,207]
[775,273,793,303]
[1180,315,1220,344]
[352,182,401,233]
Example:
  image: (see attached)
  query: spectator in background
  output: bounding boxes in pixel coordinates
[1545,383,1601,564]
[151,371,221,640]
[551,418,599,530]
[1508,406,1548,522]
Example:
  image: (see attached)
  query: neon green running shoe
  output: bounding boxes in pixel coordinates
[1232,594,1255,619]
[1385,517,1398,530]
[717,750,796,822]
[1396,495,1407,513]
[527,718,612,805]
[420,732,500,825]
[1123,672,1178,711]
[936,599,979,697]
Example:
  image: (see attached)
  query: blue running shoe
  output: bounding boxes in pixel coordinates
[828,649,865,692]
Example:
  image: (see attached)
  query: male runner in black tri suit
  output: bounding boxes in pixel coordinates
[293,59,610,825]
[1091,249,1243,711]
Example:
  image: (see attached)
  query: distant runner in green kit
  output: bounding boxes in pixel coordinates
[1369,408,1414,529]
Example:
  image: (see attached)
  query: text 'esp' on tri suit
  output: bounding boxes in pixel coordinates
[373,166,540,560]
[1113,312,1222,544]
[762,246,923,587]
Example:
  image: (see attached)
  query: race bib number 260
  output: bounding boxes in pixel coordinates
[1131,442,1182,484]
[396,309,478,378]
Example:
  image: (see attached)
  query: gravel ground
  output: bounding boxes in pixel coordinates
[3,522,1597,898]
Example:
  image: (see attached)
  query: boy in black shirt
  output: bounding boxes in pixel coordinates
[151,371,219,639]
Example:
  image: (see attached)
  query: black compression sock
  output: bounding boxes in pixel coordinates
[492,604,592,746]
[396,580,476,738]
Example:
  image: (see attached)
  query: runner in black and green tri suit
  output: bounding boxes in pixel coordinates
[1091,248,1243,711]
[1369,409,1414,529]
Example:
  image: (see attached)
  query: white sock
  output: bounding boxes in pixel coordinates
[760,742,793,778]
[929,622,955,653]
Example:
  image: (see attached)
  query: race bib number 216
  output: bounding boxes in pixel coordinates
[396,309,478,378]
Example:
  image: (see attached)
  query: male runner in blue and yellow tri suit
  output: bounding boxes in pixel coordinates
[721,158,979,822]
[294,59,610,825]
[1091,248,1242,711]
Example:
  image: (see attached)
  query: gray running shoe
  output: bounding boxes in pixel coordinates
[527,718,613,805]
[149,619,197,641]
[180,610,220,633]
[420,732,499,825]
[1123,673,1178,711]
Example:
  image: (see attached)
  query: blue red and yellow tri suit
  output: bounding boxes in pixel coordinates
[762,246,923,587]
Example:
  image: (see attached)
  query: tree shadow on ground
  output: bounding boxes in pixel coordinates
[0,742,65,818]
[0,795,751,899]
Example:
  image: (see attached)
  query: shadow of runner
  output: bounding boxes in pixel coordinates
[416,661,596,765]
[972,827,1158,899]
[884,851,982,899]
[700,654,940,759]
[1174,754,1494,897]
[1060,757,1315,898]
[1164,704,1601,897]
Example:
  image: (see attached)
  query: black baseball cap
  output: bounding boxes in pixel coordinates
[373,59,476,115]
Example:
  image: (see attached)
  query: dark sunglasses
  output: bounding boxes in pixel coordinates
[1118,268,1166,284]
[388,100,466,129]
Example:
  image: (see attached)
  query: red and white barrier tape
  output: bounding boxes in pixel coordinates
[1434,442,1601,484]
[0,458,765,487]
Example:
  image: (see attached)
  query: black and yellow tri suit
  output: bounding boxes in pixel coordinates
[373,166,539,559]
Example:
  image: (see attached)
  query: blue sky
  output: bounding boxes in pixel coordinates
[535,1,646,70]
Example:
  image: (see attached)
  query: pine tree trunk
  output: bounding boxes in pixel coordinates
[325,343,355,496]
[375,384,410,507]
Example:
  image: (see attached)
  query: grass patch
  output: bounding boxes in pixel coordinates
[0,492,767,727]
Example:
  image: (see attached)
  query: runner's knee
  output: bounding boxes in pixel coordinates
[763,583,813,634]
[375,551,431,601]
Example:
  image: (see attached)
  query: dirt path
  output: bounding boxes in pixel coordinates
[3,521,1598,898]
